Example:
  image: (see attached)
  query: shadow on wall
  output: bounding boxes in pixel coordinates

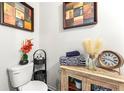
[47,61,60,91]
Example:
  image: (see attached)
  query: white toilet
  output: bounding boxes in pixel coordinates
[8,62,48,91]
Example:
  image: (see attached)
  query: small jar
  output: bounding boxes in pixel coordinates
[87,55,96,71]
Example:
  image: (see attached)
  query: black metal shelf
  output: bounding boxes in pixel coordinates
[33,49,47,83]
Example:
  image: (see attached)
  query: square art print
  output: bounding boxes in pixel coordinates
[0,2,34,32]
[63,2,97,29]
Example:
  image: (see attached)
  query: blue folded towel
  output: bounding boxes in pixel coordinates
[59,55,86,66]
[66,51,80,57]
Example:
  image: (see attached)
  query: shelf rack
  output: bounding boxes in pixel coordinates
[33,49,47,83]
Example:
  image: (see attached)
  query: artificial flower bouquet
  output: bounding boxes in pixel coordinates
[20,39,33,65]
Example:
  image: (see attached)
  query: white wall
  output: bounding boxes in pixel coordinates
[0,3,40,90]
[39,1,124,90]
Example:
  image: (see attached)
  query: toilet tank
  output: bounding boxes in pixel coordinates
[8,62,33,88]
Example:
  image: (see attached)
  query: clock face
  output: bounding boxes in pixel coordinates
[98,51,123,69]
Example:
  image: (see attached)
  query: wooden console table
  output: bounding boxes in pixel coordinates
[60,66,124,91]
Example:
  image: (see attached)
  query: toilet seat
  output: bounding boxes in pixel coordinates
[18,81,48,91]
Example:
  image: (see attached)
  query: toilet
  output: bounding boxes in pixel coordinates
[8,62,48,91]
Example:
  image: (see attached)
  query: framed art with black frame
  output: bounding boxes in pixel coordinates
[0,2,34,32]
[63,2,97,29]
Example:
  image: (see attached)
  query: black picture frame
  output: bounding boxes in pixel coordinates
[63,2,97,29]
[0,2,34,32]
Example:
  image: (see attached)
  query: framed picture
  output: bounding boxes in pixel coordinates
[63,2,97,29]
[0,2,34,32]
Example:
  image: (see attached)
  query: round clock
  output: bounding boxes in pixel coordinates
[98,50,124,69]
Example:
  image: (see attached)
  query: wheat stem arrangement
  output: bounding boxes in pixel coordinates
[83,39,102,59]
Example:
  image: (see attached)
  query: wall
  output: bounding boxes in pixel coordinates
[0,3,40,90]
[39,1,124,90]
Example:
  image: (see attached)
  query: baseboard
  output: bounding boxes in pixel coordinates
[48,84,56,91]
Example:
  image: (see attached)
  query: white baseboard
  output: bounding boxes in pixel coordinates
[48,84,56,91]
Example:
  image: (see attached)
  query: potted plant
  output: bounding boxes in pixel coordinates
[19,39,33,65]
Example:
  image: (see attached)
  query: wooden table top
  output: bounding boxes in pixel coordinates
[60,65,124,83]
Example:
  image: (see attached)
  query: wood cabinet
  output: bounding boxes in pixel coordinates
[60,66,124,91]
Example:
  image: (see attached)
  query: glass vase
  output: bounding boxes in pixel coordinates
[87,56,96,71]
[19,53,28,65]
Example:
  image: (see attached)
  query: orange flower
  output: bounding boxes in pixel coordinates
[20,39,33,54]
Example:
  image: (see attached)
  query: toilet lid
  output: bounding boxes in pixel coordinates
[19,81,48,91]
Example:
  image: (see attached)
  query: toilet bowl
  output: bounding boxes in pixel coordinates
[19,81,48,91]
[8,62,48,91]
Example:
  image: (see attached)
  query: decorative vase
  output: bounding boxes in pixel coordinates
[19,60,28,65]
[19,53,28,65]
[87,55,96,71]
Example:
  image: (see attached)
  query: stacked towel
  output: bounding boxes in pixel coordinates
[66,51,80,57]
[59,55,86,66]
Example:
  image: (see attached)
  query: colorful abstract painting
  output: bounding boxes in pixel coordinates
[63,2,97,29]
[0,2,34,32]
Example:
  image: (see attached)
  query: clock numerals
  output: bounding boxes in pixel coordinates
[110,63,114,66]
[113,61,117,65]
